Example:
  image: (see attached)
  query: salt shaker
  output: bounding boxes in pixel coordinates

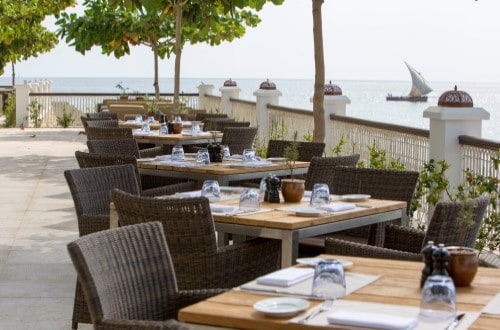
[420,240,437,288]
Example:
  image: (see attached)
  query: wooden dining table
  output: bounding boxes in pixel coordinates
[138,159,310,186]
[212,198,406,268]
[133,130,222,146]
[178,255,500,329]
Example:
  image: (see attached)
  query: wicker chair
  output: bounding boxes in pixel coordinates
[85,126,133,140]
[202,117,234,132]
[196,112,228,121]
[216,120,250,131]
[303,155,361,190]
[75,151,195,195]
[325,195,490,261]
[87,112,118,120]
[111,189,281,290]
[267,140,326,162]
[221,127,258,155]
[67,221,224,329]
[300,165,418,257]
[85,119,120,129]
[86,138,170,159]
[80,116,113,129]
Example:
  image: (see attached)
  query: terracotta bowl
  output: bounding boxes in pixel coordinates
[446,246,479,287]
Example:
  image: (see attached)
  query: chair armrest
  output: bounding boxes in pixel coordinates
[324,237,421,261]
[98,318,192,329]
[142,182,196,197]
[383,224,425,254]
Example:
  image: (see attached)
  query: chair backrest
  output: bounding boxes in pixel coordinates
[67,222,178,325]
[64,164,141,235]
[304,155,360,190]
[196,112,228,121]
[87,112,118,120]
[75,151,142,185]
[328,166,419,216]
[87,138,141,158]
[221,127,258,155]
[85,119,119,129]
[202,117,234,131]
[112,189,218,288]
[85,126,133,140]
[423,195,489,248]
[267,140,326,162]
[216,121,250,131]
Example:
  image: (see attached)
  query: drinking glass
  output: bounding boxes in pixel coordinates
[311,259,346,300]
[201,180,220,201]
[242,148,256,162]
[147,116,155,123]
[310,183,330,207]
[134,114,143,123]
[239,188,260,211]
[419,275,456,322]
[171,146,185,161]
[196,148,210,165]
[159,123,168,135]
[141,122,150,133]
[191,123,201,134]
[223,145,231,161]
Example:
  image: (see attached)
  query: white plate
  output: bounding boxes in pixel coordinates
[341,194,371,202]
[155,155,171,161]
[296,258,354,270]
[286,206,328,217]
[253,297,309,317]
[267,157,287,162]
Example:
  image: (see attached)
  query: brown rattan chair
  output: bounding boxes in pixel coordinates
[221,126,258,155]
[85,119,120,129]
[216,120,250,131]
[87,112,118,120]
[196,112,228,121]
[325,195,490,261]
[75,151,195,195]
[300,165,418,257]
[67,221,224,329]
[267,140,326,162]
[111,189,281,290]
[303,155,361,190]
[86,138,170,159]
[202,117,235,132]
[85,126,133,140]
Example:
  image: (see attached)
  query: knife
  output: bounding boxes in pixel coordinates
[445,313,465,330]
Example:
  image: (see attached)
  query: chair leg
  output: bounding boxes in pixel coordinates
[72,277,92,329]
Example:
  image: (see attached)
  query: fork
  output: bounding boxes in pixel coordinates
[298,299,334,324]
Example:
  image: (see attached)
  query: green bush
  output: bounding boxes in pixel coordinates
[2,93,16,127]
[56,106,75,128]
[26,100,42,128]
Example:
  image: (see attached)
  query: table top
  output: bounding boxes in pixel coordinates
[133,130,222,143]
[212,198,406,230]
[178,255,500,329]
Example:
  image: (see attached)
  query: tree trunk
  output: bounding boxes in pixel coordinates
[312,0,325,143]
[153,43,160,100]
[11,62,15,86]
[173,2,183,111]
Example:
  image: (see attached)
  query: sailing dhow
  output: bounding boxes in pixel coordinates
[387,62,432,102]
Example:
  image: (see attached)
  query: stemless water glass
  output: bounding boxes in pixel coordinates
[196,148,210,165]
[147,116,155,123]
[134,114,143,124]
[311,259,346,300]
[201,180,220,201]
[419,275,456,322]
[191,122,201,134]
[171,145,185,161]
[141,122,150,133]
[223,145,231,161]
[310,183,330,207]
[159,122,168,135]
[242,148,256,162]
[239,188,260,212]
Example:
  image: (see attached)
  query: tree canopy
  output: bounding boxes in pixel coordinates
[0,0,75,84]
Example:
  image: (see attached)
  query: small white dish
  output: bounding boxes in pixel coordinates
[296,258,354,270]
[253,297,309,317]
[341,194,371,202]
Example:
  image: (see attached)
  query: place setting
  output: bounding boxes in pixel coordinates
[210,186,273,216]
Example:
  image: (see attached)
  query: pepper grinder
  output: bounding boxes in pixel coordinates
[420,240,437,288]
[266,175,281,203]
[431,243,450,277]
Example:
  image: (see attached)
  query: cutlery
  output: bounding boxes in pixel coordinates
[298,299,334,324]
[445,313,465,330]
[239,286,315,299]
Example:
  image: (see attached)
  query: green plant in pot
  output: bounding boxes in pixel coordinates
[281,132,305,203]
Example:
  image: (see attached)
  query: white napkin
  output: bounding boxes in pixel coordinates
[317,202,356,212]
[327,310,417,330]
[210,204,235,214]
[256,268,314,287]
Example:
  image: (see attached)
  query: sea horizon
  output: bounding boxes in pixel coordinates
[1,77,498,140]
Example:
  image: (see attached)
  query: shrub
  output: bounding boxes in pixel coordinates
[2,93,16,127]
[56,106,75,128]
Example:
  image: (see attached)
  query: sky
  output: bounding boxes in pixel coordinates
[2,0,499,82]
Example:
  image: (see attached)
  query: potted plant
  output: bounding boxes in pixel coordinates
[147,99,162,121]
[115,81,129,100]
[281,132,305,203]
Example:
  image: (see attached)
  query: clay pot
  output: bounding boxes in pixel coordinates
[281,179,305,203]
[446,246,479,287]
[167,122,182,134]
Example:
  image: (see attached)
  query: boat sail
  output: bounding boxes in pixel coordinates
[387,62,432,102]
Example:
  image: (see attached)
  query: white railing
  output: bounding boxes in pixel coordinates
[460,135,500,178]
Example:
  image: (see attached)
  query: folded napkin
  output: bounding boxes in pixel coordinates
[257,268,314,287]
[317,202,356,213]
[210,204,235,214]
[327,310,417,330]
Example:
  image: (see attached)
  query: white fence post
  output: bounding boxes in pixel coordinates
[197,84,214,110]
[219,79,240,118]
[14,84,30,127]
[423,88,490,191]
[253,80,281,146]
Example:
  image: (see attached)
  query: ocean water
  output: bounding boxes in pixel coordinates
[2,77,499,140]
